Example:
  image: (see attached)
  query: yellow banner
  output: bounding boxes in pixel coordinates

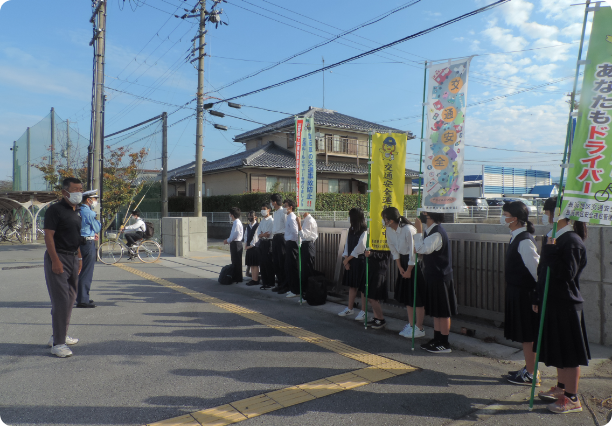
[370,133,407,251]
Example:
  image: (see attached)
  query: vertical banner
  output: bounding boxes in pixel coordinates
[423,58,472,212]
[370,133,407,250]
[295,116,316,212]
[562,7,612,225]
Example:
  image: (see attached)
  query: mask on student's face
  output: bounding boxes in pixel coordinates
[270,202,274,209]
[500,215,514,228]
[381,218,388,228]
[261,209,268,217]
[541,214,550,225]
[65,191,82,205]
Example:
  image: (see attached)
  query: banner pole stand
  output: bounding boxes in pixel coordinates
[411,60,428,351]
[529,1,592,410]
[365,132,372,329]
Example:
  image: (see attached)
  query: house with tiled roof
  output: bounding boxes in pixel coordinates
[168,107,418,197]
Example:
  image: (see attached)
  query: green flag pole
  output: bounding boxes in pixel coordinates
[529,1,591,410]
[365,132,372,329]
[298,239,303,305]
[411,60,428,350]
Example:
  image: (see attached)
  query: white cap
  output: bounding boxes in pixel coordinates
[83,189,99,198]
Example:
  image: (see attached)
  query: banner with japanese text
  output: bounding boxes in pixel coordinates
[423,58,471,212]
[295,116,316,212]
[562,7,612,225]
[370,133,407,251]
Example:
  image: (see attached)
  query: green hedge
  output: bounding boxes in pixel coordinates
[169,193,419,213]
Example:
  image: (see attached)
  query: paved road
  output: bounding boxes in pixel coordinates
[0,244,610,426]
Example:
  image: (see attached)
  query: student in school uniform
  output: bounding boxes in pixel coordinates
[363,248,390,329]
[533,197,589,414]
[297,211,318,299]
[270,194,288,294]
[501,201,541,387]
[223,207,244,284]
[244,211,260,286]
[257,203,275,290]
[382,207,426,339]
[337,208,368,322]
[283,199,300,299]
[414,211,457,354]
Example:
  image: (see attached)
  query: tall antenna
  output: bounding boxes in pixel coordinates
[322,56,325,110]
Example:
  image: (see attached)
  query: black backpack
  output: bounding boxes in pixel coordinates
[144,222,154,238]
[307,272,328,306]
[218,264,234,285]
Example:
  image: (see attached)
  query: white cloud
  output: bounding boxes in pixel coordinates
[482,26,529,51]
[539,0,585,23]
[523,63,558,81]
[500,0,534,27]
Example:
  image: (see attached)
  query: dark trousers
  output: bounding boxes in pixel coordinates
[44,251,79,346]
[229,241,243,283]
[77,240,96,304]
[272,233,286,286]
[285,240,300,294]
[126,231,144,247]
[300,241,316,295]
[259,240,275,286]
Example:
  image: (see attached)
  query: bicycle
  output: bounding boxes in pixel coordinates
[594,183,612,202]
[97,231,161,264]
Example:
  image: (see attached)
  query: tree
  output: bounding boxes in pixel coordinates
[35,145,148,237]
[0,179,13,192]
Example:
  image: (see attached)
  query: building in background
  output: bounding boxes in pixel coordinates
[462,167,552,198]
[168,107,418,197]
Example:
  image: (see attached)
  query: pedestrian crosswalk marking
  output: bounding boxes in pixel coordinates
[114,264,418,426]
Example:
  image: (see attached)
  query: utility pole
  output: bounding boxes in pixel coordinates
[162,112,169,218]
[50,107,55,192]
[12,141,16,190]
[194,0,206,218]
[27,127,31,191]
[90,0,106,195]
[99,95,106,209]
[67,120,71,172]
[322,56,325,110]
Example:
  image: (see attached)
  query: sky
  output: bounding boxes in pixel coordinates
[0,0,598,183]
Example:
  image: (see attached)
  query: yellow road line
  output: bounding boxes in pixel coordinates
[114,264,418,426]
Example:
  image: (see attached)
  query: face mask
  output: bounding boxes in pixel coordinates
[270,202,274,209]
[261,210,268,217]
[65,191,82,205]
[381,219,388,228]
[500,215,514,228]
[229,216,233,222]
[91,200,98,208]
[541,214,549,225]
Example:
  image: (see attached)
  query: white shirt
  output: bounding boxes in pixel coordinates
[257,215,274,241]
[272,207,287,235]
[509,227,540,281]
[124,218,146,233]
[299,214,318,242]
[343,230,367,258]
[243,222,259,247]
[227,218,244,243]
[414,223,443,255]
[386,223,417,265]
[285,212,299,242]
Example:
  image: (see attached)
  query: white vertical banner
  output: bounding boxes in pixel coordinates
[295,116,316,212]
[423,58,472,212]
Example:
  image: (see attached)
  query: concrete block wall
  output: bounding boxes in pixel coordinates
[162,217,208,257]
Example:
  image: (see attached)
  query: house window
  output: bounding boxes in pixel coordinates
[251,176,267,192]
[332,135,340,152]
[287,133,295,150]
[188,183,195,197]
[266,176,296,193]
[404,182,412,195]
[339,179,351,194]
[317,179,328,193]
[317,179,350,193]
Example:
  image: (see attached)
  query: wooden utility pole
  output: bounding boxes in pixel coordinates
[194,0,206,217]
[162,112,168,217]
[90,0,106,197]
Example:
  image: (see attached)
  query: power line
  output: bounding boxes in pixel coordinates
[211,0,511,105]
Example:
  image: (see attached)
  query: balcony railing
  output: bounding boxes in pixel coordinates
[316,136,369,157]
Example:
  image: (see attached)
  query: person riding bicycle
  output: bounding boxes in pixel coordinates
[120,211,146,254]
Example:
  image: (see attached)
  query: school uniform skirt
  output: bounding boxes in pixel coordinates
[245,246,260,267]
[359,251,389,302]
[424,274,458,318]
[534,299,591,368]
[342,255,366,290]
[504,285,538,343]
[394,255,426,307]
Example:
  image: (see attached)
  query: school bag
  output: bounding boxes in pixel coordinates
[307,271,328,306]
[218,264,234,285]
[144,221,154,238]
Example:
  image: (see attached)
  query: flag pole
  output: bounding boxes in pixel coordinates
[412,60,428,350]
[529,0,592,410]
[365,131,372,329]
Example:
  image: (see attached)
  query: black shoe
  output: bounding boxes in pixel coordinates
[246,280,260,287]
[507,368,541,386]
[260,284,273,290]
[76,302,96,308]
[368,318,386,329]
[277,286,289,295]
[507,365,526,376]
[271,286,281,292]
[420,339,437,351]
[425,342,452,354]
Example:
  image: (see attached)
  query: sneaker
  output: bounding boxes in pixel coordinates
[547,395,582,414]
[277,287,289,295]
[508,365,526,376]
[260,284,273,290]
[271,286,281,292]
[368,318,387,329]
[411,327,426,338]
[338,307,353,317]
[507,369,541,386]
[51,344,73,358]
[399,324,413,337]
[48,336,79,347]
[285,291,298,298]
[354,310,366,321]
[420,338,437,351]
[539,386,565,402]
[246,280,260,287]
[425,342,452,354]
